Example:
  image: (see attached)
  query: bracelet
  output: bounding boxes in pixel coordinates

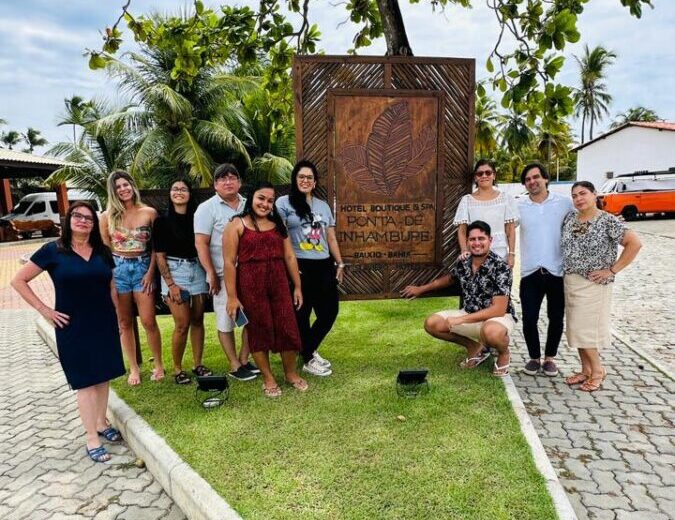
[508,252,516,256]
[168,282,176,287]
[337,263,345,269]
[608,267,616,275]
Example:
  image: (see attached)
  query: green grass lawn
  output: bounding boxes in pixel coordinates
[112,297,556,520]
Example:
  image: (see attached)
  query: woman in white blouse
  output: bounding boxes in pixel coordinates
[453,159,519,267]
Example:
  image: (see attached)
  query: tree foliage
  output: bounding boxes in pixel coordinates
[90,0,653,138]
[573,44,617,143]
[610,106,660,128]
[47,99,139,200]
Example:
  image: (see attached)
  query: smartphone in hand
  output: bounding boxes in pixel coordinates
[235,308,249,327]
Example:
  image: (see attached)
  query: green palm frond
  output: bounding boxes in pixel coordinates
[129,127,172,178]
[249,153,293,184]
[193,120,252,167]
[173,128,214,185]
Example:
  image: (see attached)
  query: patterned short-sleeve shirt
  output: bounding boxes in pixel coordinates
[450,251,516,319]
[561,210,626,284]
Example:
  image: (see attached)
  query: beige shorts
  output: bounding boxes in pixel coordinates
[212,278,236,333]
[433,309,515,342]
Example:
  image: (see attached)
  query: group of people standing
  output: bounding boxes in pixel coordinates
[11,160,343,461]
[11,157,641,464]
[405,159,641,392]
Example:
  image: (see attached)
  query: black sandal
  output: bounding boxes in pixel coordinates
[192,365,212,377]
[174,371,192,385]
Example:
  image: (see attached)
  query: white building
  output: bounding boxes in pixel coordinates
[573,122,675,189]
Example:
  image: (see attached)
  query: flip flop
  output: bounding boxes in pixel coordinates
[460,350,490,369]
[150,368,165,382]
[263,384,282,398]
[492,362,510,377]
[285,378,309,392]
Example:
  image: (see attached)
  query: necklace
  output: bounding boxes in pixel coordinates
[572,211,598,236]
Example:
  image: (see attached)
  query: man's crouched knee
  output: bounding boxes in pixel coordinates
[424,313,448,335]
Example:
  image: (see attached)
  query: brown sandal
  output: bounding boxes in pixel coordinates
[565,372,590,385]
[579,370,607,392]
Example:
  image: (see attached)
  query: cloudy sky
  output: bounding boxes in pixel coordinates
[1,0,672,151]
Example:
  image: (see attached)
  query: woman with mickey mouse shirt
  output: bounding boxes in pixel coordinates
[276,160,344,377]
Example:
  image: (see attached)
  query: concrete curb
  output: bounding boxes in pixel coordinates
[611,327,674,381]
[501,375,579,520]
[35,317,243,520]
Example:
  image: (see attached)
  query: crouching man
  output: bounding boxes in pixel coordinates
[401,220,516,377]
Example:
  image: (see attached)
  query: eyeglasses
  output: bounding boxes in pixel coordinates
[71,212,94,224]
[297,174,315,182]
[475,170,494,177]
[171,187,189,193]
[215,176,239,184]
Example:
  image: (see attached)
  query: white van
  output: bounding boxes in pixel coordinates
[1,190,102,232]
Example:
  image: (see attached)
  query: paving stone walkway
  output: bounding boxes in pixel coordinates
[0,310,186,520]
[611,225,675,373]
[510,220,675,520]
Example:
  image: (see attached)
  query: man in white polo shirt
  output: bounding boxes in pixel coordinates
[518,162,574,377]
[194,163,258,381]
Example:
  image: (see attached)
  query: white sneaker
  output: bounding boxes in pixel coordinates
[302,358,333,377]
[312,351,332,368]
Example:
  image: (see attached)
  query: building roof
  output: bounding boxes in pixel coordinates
[572,121,675,152]
[0,149,70,168]
[0,149,71,179]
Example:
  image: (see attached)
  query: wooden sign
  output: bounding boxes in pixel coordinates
[329,90,443,264]
[293,55,475,298]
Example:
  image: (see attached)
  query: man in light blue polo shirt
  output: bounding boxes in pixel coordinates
[194,163,258,381]
[518,162,574,377]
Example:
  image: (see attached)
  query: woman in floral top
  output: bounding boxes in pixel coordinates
[561,181,641,391]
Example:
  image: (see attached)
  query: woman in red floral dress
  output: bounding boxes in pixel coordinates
[223,182,308,397]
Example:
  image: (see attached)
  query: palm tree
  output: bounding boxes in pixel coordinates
[573,45,616,143]
[535,122,574,180]
[474,88,500,158]
[222,88,295,184]
[61,96,92,142]
[103,27,257,186]
[22,128,48,153]
[1,130,21,150]
[48,99,138,201]
[610,106,660,128]
[499,110,535,155]
[495,110,535,182]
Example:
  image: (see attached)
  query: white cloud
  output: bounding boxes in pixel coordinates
[0,0,672,147]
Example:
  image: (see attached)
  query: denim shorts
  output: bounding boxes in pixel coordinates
[160,257,208,296]
[113,254,151,294]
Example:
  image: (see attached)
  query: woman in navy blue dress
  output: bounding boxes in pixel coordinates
[12,202,125,463]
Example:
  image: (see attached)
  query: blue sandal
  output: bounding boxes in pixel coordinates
[86,445,111,463]
[98,427,122,442]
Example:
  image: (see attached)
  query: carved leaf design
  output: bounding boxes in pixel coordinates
[366,102,412,195]
[401,126,436,180]
[337,100,436,196]
[338,144,384,194]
